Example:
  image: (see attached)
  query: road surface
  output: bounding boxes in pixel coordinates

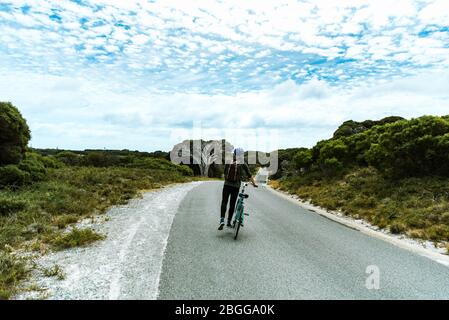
[158,181,449,299]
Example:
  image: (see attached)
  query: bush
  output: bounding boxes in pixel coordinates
[26,152,63,169]
[50,228,105,250]
[0,102,31,165]
[83,152,120,167]
[321,157,344,177]
[0,195,27,216]
[389,222,407,234]
[0,165,30,188]
[364,116,449,178]
[0,153,53,189]
[55,151,82,166]
[293,148,313,171]
[18,158,47,182]
[176,164,194,176]
[0,252,27,299]
[128,157,194,176]
[291,115,449,179]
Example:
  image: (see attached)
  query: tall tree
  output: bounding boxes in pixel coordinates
[0,102,31,165]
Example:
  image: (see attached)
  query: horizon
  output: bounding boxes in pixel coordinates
[1,0,449,151]
[27,113,433,154]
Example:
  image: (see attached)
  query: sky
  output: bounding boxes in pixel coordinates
[1,0,449,152]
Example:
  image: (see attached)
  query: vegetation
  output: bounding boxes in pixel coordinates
[0,252,27,299]
[0,102,197,299]
[272,115,449,245]
[41,264,65,280]
[50,228,105,250]
[0,102,31,166]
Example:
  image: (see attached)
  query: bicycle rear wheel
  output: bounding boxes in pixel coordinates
[234,221,241,240]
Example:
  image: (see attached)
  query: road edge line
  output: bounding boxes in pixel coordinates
[265,185,449,268]
[154,181,206,299]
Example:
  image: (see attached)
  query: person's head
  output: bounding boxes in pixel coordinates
[233,147,244,162]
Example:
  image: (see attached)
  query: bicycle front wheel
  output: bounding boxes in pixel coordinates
[234,221,241,240]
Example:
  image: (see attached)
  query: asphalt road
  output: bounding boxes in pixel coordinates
[158,181,449,299]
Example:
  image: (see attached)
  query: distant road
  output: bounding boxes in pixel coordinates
[158,181,449,299]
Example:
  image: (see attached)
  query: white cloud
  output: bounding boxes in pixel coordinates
[1,69,448,151]
[1,0,449,150]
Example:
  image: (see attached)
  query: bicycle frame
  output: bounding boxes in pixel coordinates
[235,183,248,219]
[232,183,249,239]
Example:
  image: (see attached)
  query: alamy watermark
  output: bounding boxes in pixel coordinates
[168,122,279,176]
[365,265,380,290]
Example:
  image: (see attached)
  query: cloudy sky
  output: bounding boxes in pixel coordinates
[1,0,449,151]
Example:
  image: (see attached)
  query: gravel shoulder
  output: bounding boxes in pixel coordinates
[15,181,204,300]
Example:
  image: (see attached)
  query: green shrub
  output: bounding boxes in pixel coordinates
[0,195,27,216]
[39,156,63,169]
[0,102,31,166]
[321,157,344,176]
[176,164,194,176]
[26,152,63,169]
[389,222,406,234]
[0,165,30,188]
[83,152,120,167]
[293,148,313,171]
[55,151,82,166]
[0,252,27,299]
[50,228,105,250]
[18,158,47,182]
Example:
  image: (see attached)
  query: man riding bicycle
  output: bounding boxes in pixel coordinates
[218,148,258,230]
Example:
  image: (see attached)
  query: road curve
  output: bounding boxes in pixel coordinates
[158,181,449,299]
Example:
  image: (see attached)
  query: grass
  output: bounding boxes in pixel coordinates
[274,167,449,246]
[0,165,195,298]
[42,264,65,280]
[0,252,28,300]
[49,228,105,250]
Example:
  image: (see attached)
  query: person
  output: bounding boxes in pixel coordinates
[218,148,258,230]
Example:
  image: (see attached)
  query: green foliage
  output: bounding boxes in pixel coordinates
[127,157,194,176]
[291,115,449,179]
[0,195,28,216]
[0,165,30,189]
[18,158,47,182]
[0,165,194,251]
[277,167,449,242]
[274,115,449,243]
[363,116,449,177]
[33,154,63,169]
[332,116,404,139]
[321,157,344,176]
[293,148,312,170]
[42,264,65,280]
[0,152,59,189]
[270,148,302,179]
[50,228,105,250]
[0,102,31,165]
[55,151,82,166]
[0,252,27,299]
[83,152,120,167]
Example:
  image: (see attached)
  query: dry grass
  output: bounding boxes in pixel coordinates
[277,167,449,245]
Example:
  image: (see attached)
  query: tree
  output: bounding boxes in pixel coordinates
[364,116,449,177]
[170,139,233,177]
[333,116,404,139]
[293,148,312,171]
[0,102,31,165]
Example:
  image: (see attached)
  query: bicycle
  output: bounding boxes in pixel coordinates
[232,183,250,240]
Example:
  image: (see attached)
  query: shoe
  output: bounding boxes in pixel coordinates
[226,221,232,228]
[218,219,225,230]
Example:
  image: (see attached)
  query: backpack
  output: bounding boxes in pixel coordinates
[226,162,240,182]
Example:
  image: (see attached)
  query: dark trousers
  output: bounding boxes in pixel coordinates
[221,184,240,221]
